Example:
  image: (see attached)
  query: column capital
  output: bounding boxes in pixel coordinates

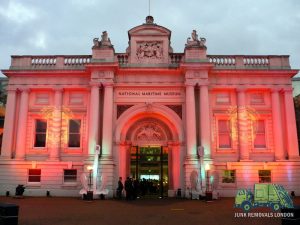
[6,87,17,92]
[102,82,114,87]
[53,87,64,93]
[18,87,30,93]
[198,82,209,87]
[236,87,246,93]
[184,80,197,87]
[271,87,282,93]
[89,81,101,87]
[282,87,293,94]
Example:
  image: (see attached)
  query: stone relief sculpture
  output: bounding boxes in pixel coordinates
[136,42,163,61]
[93,31,112,48]
[186,29,206,48]
[135,122,164,141]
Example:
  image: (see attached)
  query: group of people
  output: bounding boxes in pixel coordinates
[116,177,160,200]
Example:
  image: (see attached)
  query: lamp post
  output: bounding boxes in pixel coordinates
[205,163,212,201]
[87,165,93,201]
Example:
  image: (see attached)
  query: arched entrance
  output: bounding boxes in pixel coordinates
[115,103,183,197]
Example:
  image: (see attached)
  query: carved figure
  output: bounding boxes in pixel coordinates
[186,30,206,48]
[92,31,112,48]
[191,30,198,41]
[136,42,163,60]
[136,125,162,141]
[93,38,100,47]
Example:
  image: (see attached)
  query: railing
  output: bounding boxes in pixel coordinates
[207,55,289,69]
[10,54,290,70]
[11,55,92,69]
[116,53,128,65]
[170,53,184,64]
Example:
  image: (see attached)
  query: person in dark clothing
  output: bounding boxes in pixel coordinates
[124,177,132,200]
[116,177,123,199]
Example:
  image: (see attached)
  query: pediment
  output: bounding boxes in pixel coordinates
[128,24,171,40]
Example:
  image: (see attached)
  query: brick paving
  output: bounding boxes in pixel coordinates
[1,196,299,225]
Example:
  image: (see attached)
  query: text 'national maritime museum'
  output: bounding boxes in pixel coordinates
[1,16,299,198]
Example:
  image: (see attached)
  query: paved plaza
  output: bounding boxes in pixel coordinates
[1,196,299,225]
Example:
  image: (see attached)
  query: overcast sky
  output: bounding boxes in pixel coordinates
[0,0,299,76]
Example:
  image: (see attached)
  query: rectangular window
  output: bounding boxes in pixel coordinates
[216,93,230,104]
[222,170,236,183]
[254,120,266,148]
[258,170,271,183]
[250,93,264,105]
[35,93,49,105]
[34,120,47,147]
[28,169,41,182]
[69,93,83,105]
[68,119,81,148]
[218,120,231,148]
[64,169,77,182]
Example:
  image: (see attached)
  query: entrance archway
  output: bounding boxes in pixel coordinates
[115,103,183,197]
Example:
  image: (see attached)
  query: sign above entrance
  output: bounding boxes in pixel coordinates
[117,90,182,97]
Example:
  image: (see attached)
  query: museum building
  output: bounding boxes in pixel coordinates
[0,16,299,197]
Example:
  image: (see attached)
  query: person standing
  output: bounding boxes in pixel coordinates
[117,177,123,199]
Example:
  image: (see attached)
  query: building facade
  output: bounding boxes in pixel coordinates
[1,17,299,197]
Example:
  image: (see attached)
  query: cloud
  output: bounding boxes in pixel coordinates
[28,31,47,49]
[0,0,37,24]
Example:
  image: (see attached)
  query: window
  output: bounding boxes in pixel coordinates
[216,92,230,104]
[28,169,41,182]
[68,119,81,147]
[250,93,264,105]
[64,169,77,182]
[34,120,47,147]
[222,170,236,183]
[69,93,83,105]
[258,170,271,183]
[254,120,266,148]
[35,93,49,105]
[218,120,231,148]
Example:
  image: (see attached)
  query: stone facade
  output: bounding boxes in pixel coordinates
[0,17,299,198]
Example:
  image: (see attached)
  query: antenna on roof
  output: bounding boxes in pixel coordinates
[148,0,151,16]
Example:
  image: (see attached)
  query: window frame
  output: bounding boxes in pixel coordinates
[252,119,267,150]
[63,169,77,183]
[28,169,41,183]
[33,119,48,149]
[67,119,82,149]
[258,170,271,183]
[221,170,236,184]
[217,119,232,149]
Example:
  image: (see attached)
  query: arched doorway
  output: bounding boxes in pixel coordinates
[127,118,171,197]
[115,103,183,197]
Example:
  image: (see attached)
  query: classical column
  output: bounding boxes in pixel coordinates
[171,142,181,191]
[15,88,29,159]
[49,88,63,160]
[283,88,299,159]
[237,88,249,160]
[199,84,212,159]
[271,88,285,160]
[0,88,17,159]
[88,83,100,155]
[119,142,129,181]
[185,82,197,158]
[101,83,114,159]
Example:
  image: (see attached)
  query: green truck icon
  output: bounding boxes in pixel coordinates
[235,183,293,212]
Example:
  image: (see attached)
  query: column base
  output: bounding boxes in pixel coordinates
[239,159,253,162]
[0,156,12,160]
[47,157,60,162]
